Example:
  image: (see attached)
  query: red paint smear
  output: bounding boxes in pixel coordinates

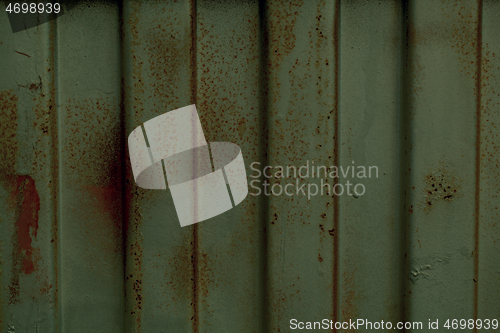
[10,175,40,275]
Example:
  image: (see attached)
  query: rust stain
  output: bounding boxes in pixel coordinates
[128,0,145,127]
[189,2,199,333]
[0,90,18,177]
[341,268,358,332]
[268,0,302,71]
[14,50,31,58]
[478,1,500,248]
[408,1,480,82]
[8,175,41,304]
[261,0,338,328]
[196,11,259,146]
[61,95,123,271]
[124,159,149,333]
[237,117,247,140]
[63,97,121,186]
[198,252,214,308]
[195,3,265,329]
[422,165,461,211]
[127,239,144,326]
[126,2,145,330]
[161,235,194,312]
[147,22,184,108]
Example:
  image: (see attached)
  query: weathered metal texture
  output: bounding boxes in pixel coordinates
[338,1,404,329]
[478,0,500,323]
[265,1,337,331]
[57,4,124,332]
[0,7,58,332]
[0,0,499,332]
[403,0,479,323]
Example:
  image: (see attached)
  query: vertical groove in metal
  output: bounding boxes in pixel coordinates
[401,0,411,328]
[118,2,127,332]
[258,0,270,331]
[190,1,199,332]
[332,0,340,329]
[473,0,483,330]
[1,0,500,331]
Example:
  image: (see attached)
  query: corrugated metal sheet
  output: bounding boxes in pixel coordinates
[0,0,499,332]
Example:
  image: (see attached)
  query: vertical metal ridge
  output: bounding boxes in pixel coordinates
[473,0,483,330]
[400,0,411,329]
[189,1,199,332]
[332,0,340,330]
[258,0,270,331]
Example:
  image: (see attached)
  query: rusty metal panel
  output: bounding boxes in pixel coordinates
[195,1,264,332]
[478,0,500,322]
[0,8,58,333]
[264,1,337,331]
[1,0,500,332]
[121,1,195,332]
[404,0,479,323]
[338,0,404,326]
[56,4,124,332]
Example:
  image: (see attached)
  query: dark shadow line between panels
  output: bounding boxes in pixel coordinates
[189,1,200,333]
[332,0,340,330]
[473,1,483,330]
[117,0,128,331]
[258,0,270,332]
[400,0,412,330]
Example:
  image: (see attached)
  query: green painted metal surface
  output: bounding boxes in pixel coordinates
[0,0,499,332]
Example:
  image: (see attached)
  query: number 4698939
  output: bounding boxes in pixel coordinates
[6,2,60,14]
[444,319,499,330]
